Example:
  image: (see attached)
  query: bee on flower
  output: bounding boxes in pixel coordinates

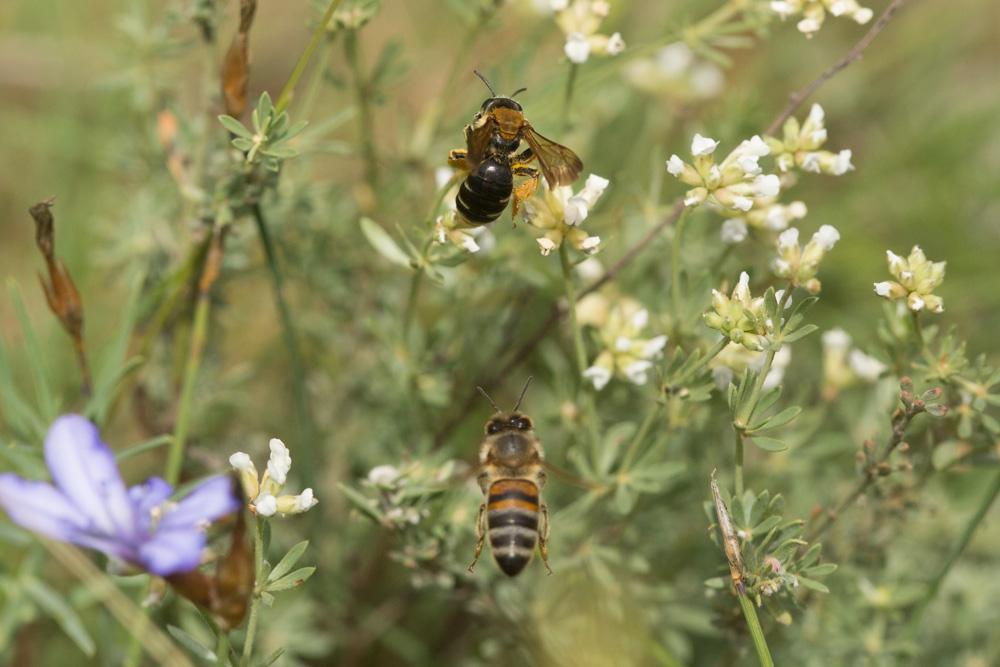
[704,272,775,352]
[666,134,781,212]
[821,328,887,398]
[552,1,625,64]
[771,225,841,293]
[873,246,946,313]
[523,173,608,256]
[765,104,854,176]
[230,438,318,518]
[576,293,668,390]
[770,0,874,37]
[432,167,494,254]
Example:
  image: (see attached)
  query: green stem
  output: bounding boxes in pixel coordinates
[670,209,690,324]
[559,243,602,455]
[685,0,744,43]
[344,29,378,189]
[403,266,425,340]
[562,63,579,133]
[733,427,745,496]
[251,204,319,483]
[908,470,1000,629]
[165,278,213,485]
[274,0,345,114]
[216,630,230,667]
[241,516,266,666]
[737,592,775,667]
[620,402,661,472]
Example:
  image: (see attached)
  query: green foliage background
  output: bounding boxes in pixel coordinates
[1,0,999,665]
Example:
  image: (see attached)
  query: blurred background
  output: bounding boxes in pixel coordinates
[1,0,1000,665]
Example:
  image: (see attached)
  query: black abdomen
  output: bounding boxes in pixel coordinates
[486,479,539,577]
[457,157,513,225]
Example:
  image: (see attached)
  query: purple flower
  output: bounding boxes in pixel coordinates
[0,415,239,576]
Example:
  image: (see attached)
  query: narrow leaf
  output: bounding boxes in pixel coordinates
[750,436,788,452]
[360,218,411,267]
[23,576,95,657]
[264,566,315,592]
[267,540,309,583]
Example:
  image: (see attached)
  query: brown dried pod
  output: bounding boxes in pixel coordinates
[221,0,258,117]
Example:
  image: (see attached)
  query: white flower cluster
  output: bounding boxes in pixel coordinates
[821,328,887,396]
[667,134,781,212]
[873,246,946,313]
[771,224,841,293]
[704,271,775,352]
[624,42,725,101]
[552,0,625,64]
[432,167,494,254]
[720,200,809,245]
[576,294,668,390]
[711,343,792,391]
[230,439,318,518]
[765,104,854,176]
[770,0,874,37]
[523,173,608,256]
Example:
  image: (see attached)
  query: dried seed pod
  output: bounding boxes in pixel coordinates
[221,0,258,117]
[710,470,745,595]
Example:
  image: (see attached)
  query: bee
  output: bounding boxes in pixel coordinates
[448,71,583,226]
[468,377,552,577]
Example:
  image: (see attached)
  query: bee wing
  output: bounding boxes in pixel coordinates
[542,460,605,492]
[464,115,495,168]
[523,125,583,188]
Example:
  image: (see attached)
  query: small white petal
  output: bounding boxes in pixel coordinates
[550,0,569,9]
[812,224,840,250]
[254,493,277,517]
[666,154,685,176]
[624,360,653,385]
[822,328,851,350]
[631,308,650,330]
[691,133,719,156]
[737,155,762,176]
[752,174,781,197]
[606,32,626,55]
[732,196,753,212]
[584,173,610,194]
[801,153,822,173]
[788,201,808,219]
[807,103,825,127]
[434,167,454,190]
[849,350,887,382]
[873,281,893,297]
[267,438,291,485]
[537,237,557,256]
[460,235,480,253]
[294,488,318,512]
[229,452,255,472]
[778,227,800,250]
[564,196,590,225]
[797,17,821,33]
[656,43,694,75]
[832,149,854,175]
[642,335,669,357]
[721,218,748,244]
[853,7,874,23]
[564,33,591,64]
[615,336,633,352]
[770,1,795,18]
[580,235,601,252]
[910,295,925,311]
[368,464,400,486]
[583,365,612,390]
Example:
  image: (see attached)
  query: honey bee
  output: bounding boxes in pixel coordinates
[448,71,583,226]
[468,377,552,577]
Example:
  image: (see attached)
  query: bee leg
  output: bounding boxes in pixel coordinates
[514,147,534,162]
[511,165,540,220]
[447,149,468,170]
[538,503,553,575]
[468,502,487,573]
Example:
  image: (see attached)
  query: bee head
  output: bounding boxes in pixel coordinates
[484,412,534,435]
[480,96,523,113]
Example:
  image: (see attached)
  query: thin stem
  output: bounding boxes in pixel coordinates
[737,593,775,667]
[274,0,345,114]
[733,428,745,497]
[166,291,212,484]
[670,208,690,322]
[559,244,602,455]
[620,402,661,472]
[241,516,266,666]
[403,266,425,340]
[216,630,230,667]
[908,470,1000,629]
[344,29,378,189]
[562,63,579,133]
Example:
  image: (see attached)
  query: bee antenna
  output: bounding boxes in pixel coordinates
[512,376,533,412]
[476,386,502,413]
[510,87,528,98]
[473,70,497,97]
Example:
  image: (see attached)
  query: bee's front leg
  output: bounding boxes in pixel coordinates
[538,502,553,575]
[468,502,487,573]
[448,149,469,170]
[511,164,540,220]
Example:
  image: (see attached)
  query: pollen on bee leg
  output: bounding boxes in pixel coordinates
[512,176,540,219]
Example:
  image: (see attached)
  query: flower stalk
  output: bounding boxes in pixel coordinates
[240,515,266,666]
[274,0,345,114]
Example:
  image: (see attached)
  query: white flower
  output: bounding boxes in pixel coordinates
[254,493,277,517]
[643,335,669,356]
[624,360,654,385]
[854,7,874,23]
[606,32,625,55]
[575,257,604,281]
[797,17,821,34]
[732,196,753,212]
[849,350,886,382]
[832,149,854,175]
[778,228,799,251]
[229,452,255,472]
[657,42,693,75]
[752,174,781,197]
[822,328,852,351]
[812,224,840,251]
[537,237,557,255]
[583,365,612,390]
[368,464,401,487]
[293,488,318,512]
[691,133,719,156]
[267,438,291,485]
[721,219,748,244]
[770,1,796,18]
[550,0,569,9]
[873,281,893,297]
[434,166,453,190]
[524,173,608,256]
[666,154,685,176]
[565,32,591,63]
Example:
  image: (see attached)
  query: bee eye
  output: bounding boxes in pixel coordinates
[514,418,531,430]
[487,421,503,434]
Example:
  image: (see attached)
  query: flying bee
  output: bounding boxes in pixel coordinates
[468,377,552,577]
[448,71,583,226]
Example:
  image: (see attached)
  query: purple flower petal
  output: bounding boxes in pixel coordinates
[158,476,239,532]
[128,477,173,533]
[0,474,133,561]
[44,415,135,540]
[137,527,206,576]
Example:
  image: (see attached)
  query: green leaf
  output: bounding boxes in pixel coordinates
[264,566,316,592]
[750,436,788,452]
[337,483,384,523]
[22,576,95,657]
[166,624,216,661]
[782,323,819,343]
[218,114,252,138]
[359,217,411,267]
[260,648,286,666]
[267,540,309,583]
[9,281,59,423]
[803,563,838,577]
[0,336,46,441]
[261,145,299,159]
[797,576,830,593]
[232,137,254,152]
[86,272,145,426]
[752,406,802,432]
[114,434,173,462]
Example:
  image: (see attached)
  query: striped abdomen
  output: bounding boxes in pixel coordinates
[487,479,540,576]
[456,156,513,225]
